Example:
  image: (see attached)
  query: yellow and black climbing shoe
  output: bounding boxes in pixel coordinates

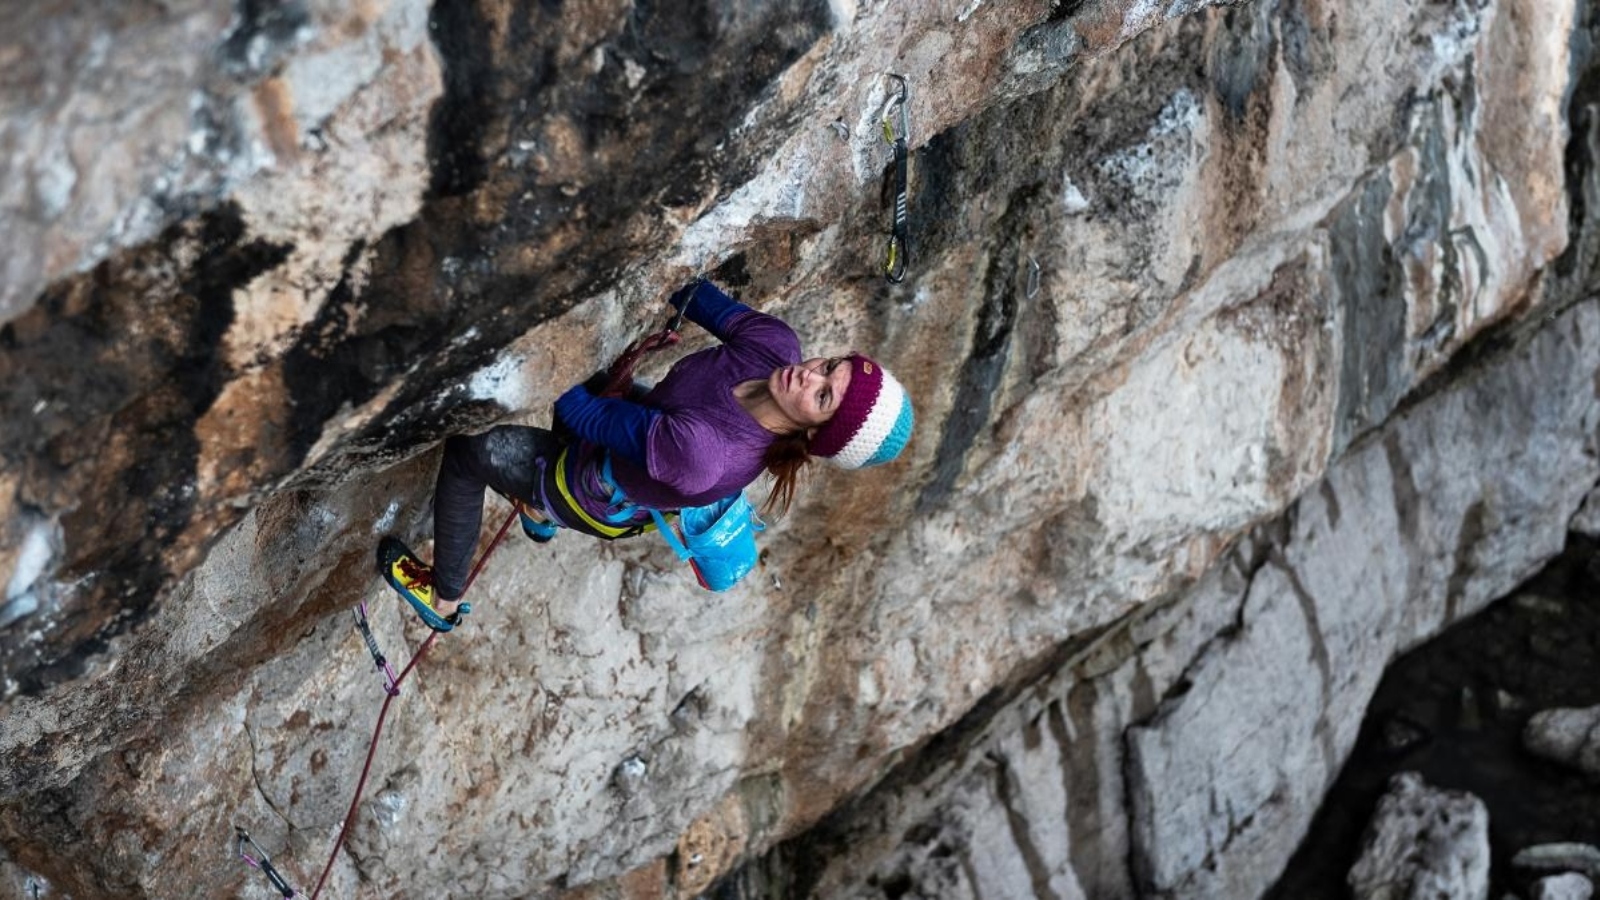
[376,537,469,632]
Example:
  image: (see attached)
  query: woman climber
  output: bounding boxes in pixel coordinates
[377,278,915,630]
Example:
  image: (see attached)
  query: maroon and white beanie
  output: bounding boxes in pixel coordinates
[808,353,915,469]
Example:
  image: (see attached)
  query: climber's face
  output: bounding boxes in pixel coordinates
[770,356,852,431]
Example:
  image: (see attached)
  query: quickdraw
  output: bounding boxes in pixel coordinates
[880,74,911,284]
[353,603,400,696]
[236,827,298,898]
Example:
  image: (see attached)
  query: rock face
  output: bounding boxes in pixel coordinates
[0,0,1596,899]
[720,293,1600,900]
[1525,707,1600,779]
[1535,873,1598,900]
[1346,773,1490,900]
[1516,845,1600,881]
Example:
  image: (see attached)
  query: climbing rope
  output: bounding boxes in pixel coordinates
[600,293,688,397]
[880,74,911,284]
[242,301,690,898]
[306,509,519,900]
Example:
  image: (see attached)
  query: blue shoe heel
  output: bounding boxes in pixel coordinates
[520,510,558,543]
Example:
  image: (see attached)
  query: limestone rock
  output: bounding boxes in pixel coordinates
[1571,487,1600,537]
[1514,844,1600,879]
[1535,873,1597,900]
[0,0,1595,896]
[724,301,1600,898]
[1346,772,1490,900]
[1524,707,1600,778]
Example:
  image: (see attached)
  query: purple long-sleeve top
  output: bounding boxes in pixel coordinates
[554,283,800,519]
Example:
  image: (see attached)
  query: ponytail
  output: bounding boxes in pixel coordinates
[761,431,812,516]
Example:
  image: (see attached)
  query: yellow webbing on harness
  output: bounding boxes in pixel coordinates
[553,447,651,538]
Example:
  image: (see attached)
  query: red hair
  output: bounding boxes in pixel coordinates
[761,431,812,516]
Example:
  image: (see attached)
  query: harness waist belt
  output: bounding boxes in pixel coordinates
[548,446,654,540]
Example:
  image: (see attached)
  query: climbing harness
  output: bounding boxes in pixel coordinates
[880,74,911,284]
[352,603,400,696]
[307,511,518,900]
[236,827,298,898]
[548,445,652,539]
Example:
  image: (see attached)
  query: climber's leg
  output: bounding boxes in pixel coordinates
[432,425,563,599]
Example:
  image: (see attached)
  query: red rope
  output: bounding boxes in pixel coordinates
[308,509,518,899]
[305,317,680,897]
[601,327,680,397]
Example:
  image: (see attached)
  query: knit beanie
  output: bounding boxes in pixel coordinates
[808,353,914,469]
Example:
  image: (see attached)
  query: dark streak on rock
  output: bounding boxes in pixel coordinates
[1209,1,1276,120]
[218,0,310,78]
[1,206,288,695]
[1444,499,1488,625]
[426,0,505,199]
[1408,99,1461,365]
[1270,549,1339,781]
[1553,9,1600,285]
[915,184,1040,515]
[1319,480,1342,530]
[899,119,970,280]
[990,751,1064,900]
[1048,0,1089,22]
[279,238,439,468]
[1330,174,1407,456]
[1381,431,1420,550]
[1278,0,1331,100]
[1056,679,1114,897]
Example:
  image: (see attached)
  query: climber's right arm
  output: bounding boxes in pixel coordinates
[668,279,749,338]
[553,384,658,468]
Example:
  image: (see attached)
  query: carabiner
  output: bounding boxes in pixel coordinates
[884,232,908,284]
[236,827,299,898]
[666,282,693,334]
[880,74,909,146]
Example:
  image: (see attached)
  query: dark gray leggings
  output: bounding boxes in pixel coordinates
[432,425,564,599]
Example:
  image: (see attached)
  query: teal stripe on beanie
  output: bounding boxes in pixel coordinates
[862,399,914,468]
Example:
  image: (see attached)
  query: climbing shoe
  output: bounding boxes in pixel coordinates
[515,500,558,544]
[376,537,470,633]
